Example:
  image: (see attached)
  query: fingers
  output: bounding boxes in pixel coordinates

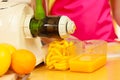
[41,37,61,45]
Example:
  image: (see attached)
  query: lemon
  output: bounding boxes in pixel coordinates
[0,46,11,76]
[0,43,16,54]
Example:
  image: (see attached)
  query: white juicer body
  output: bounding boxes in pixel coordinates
[0,2,45,65]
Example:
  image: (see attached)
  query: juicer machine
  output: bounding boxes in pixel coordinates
[0,2,76,65]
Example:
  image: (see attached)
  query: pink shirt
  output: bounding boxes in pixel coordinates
[50,0,117,42]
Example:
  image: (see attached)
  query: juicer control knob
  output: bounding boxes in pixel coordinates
[58,16,76,38]
[67,20,76,34]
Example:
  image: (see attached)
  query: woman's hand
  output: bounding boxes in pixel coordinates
[110,0,120,26]
[41,37,61,45]
[41,35,79,45]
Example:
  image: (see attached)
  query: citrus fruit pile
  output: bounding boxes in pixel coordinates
[0,43,36,76]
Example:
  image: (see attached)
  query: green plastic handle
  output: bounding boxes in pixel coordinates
[35,0,45,20]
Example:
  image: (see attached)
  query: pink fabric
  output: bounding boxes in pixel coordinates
[50,0,117,42]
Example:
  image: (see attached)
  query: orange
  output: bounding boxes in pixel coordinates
[11,49,36,75]
[0,43,16,54]
[0,46,11,76]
